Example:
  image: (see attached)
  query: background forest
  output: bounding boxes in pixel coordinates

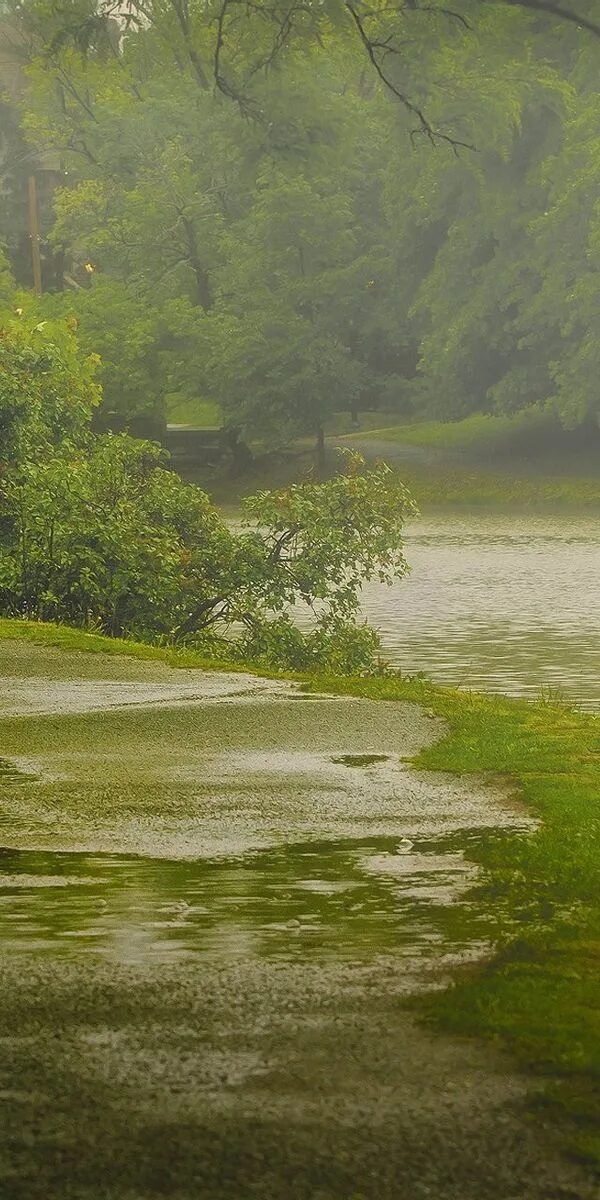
[1,0,600,452]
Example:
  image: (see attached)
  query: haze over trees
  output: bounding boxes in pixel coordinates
[1,0,600,448]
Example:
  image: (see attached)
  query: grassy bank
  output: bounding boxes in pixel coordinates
[1,620,599,1167]
[306,672,600,1168]
[339,410,600,509]
[192,447,600,512]
[0,618,221,668]
[358,409,557,455]
[185,421,600,511]
[394,463,600,509]
[356,408,600,464]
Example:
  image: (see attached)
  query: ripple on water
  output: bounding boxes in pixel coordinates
[295,512,600,709]
[0,831,522,966]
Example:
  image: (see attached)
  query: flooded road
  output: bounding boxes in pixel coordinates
[360,511,600,708]
[0,831,498,964]
[0,642,596,1199]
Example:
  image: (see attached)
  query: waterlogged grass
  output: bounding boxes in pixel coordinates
[398,464,600,509]
[305,673,600,1168]
[2,620,599,1166]
[0,618,255,673]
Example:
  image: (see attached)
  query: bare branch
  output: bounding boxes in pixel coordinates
[345,1,475,151]
[502,0,600,36]
[213,0,230,91]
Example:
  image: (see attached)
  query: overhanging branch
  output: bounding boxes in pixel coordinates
[345,1,476,152]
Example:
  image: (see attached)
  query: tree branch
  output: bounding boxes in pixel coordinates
[502,0,600,36]
[345,1,475,152]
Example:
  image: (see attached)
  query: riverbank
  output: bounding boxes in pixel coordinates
[190,410,600,510]
[205,451,600,511]
[309,671,600,1169]
[0,620,598,1176]
[337,410,600,508]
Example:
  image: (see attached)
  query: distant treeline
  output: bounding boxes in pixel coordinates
[1,1,600,448]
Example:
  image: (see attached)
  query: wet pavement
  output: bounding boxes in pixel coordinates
[0,640,596,1199]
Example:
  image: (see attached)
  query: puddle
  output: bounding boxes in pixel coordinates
[0,672,298,718]
[0,757,37,785]
[0,831,517,965]
[331,754,391,767]
[0,650,534,975]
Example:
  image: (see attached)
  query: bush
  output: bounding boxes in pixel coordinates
[0,319,417,669]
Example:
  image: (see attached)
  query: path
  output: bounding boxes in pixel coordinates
[330,432,435,465]
[0,640,595,1199]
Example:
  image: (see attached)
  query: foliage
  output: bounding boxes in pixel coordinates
[0,249,15,304]
[243,450,416,618]
[0,435,234,635]
[0,316,100,467]
[0,5,542,433]
[0,325,416,661]
[0,304,415,667]
[3,3,600,447]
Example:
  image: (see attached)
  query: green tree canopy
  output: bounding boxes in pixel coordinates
[3,0,600,438]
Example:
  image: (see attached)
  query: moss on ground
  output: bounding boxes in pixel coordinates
[1,620,599,1167]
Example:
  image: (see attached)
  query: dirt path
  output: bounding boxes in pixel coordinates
[0,640,596,1200]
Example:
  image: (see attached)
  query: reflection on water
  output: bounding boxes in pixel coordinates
[359,512,600,709]
[0,833,518,965]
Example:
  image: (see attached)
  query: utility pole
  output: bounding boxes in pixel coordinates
[27,173,42,296]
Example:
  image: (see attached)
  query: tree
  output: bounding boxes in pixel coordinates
[5,0,600,445]
[11,0,600,147]
[0,314,100,469]
[1,435,417,667]
[0,315,417,669]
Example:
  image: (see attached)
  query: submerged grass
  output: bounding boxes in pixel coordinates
[1,619,599,1166]
[398,464,600,509]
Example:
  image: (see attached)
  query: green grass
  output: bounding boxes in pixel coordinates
[358,408,553,454]
[345,409,600,509]
[304,674,600,1168]
[165,395,222,428]
[323,410,401,436]
[2,618,599,1167]
[0,619,250,672]
[398,463,600,509]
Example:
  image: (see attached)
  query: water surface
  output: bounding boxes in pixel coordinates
[360,512,600,708]
[0,831,512,964]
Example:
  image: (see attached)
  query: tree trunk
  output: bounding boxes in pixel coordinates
[181,216,212,309]
[225,426,253,477]
[316,423,326,473]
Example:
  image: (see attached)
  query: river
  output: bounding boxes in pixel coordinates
[356,511,599,709]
